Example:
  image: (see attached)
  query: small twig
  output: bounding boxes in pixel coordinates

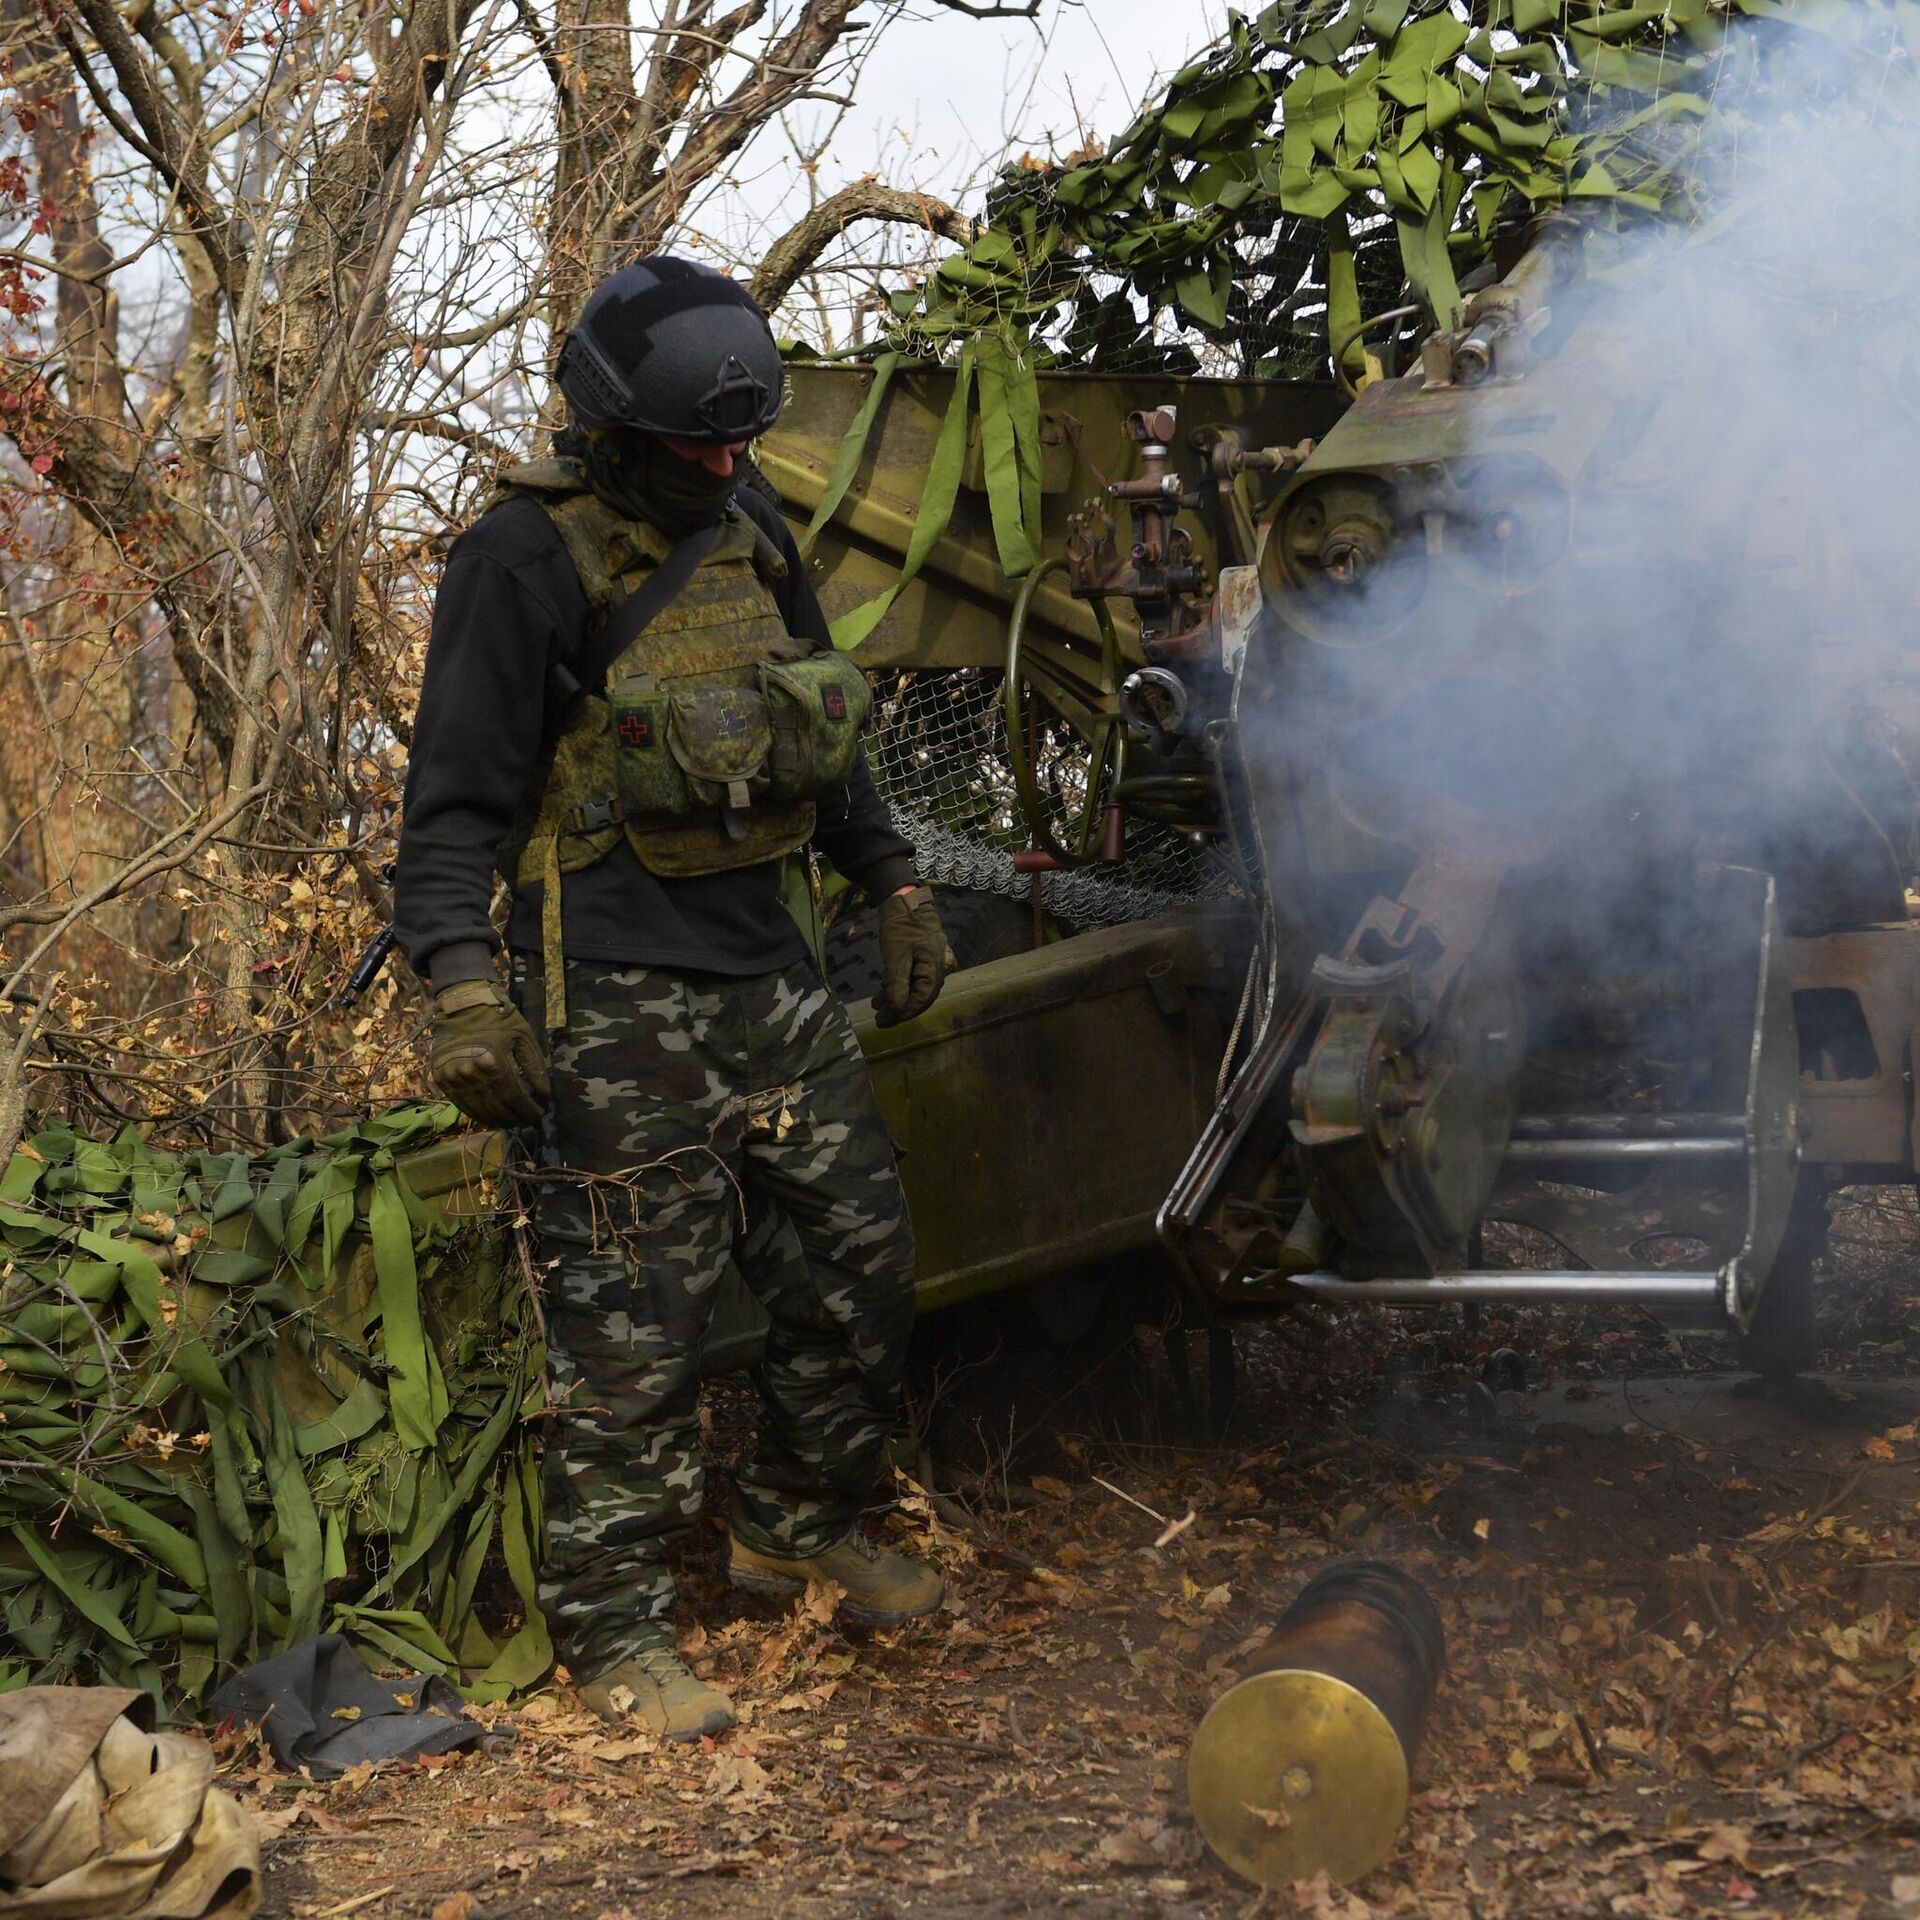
[907,1447,986,1533]
[507,1204,548,1346]
[1758,1466,1868,1561]
[1709,1625,1787,1724]
[1573,1709,1611,1781]
[1153,1510,1198,1549]
[973,1539,1048,1575]
[1602,1737,1666,1774]
[1784,1721,1848,1781]
[312,1890,397,1919]
[0,970,61,1169]
[1090,1475,1166,1524]
[895,1732,1006,1756]
[1651,1685,1678,1776]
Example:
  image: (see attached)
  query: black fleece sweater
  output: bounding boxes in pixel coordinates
[393,486,916,986]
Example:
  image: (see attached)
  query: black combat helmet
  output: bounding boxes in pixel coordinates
[554,257,784,443]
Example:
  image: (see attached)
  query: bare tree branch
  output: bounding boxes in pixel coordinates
[750,175,974,312]
[59,0,246,300]
[362,409,513,462]
[508,0,564,92]
[0,0,1050,1146]
[619,0,864,257]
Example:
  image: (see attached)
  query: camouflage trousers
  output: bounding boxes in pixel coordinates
[519,955,916,1682]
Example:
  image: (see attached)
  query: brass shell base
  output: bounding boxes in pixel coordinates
[1187,1667,1410,1887]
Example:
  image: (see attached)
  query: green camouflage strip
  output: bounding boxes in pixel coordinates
[516,956,915,1681]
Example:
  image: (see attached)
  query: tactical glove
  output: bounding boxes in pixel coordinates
[873,884,951,1028]
[429,979,551,1129]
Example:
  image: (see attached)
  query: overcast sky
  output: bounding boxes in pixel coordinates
[699,0,1232,280]
[833,0,1218,186]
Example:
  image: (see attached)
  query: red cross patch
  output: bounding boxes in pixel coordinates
[616,709,654,749]
[823,687,847,721]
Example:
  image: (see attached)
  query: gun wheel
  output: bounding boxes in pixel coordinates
[1737,1176,1827,1380]
[1004,556,1125,867]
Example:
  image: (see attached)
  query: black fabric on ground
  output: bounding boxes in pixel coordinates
[206,1635,483,1777]
[394,485,916,986]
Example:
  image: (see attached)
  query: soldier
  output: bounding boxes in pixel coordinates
[393,257,951,1741]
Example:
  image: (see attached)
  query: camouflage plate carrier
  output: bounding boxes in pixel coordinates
[495,460,873,1030]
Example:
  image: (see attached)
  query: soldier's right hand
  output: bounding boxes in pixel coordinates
[429,980,552,1129]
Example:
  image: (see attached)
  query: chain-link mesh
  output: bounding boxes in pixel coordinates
[864,668,1231,927]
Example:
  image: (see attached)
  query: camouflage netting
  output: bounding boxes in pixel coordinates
[813,1,1895,656]
[825,2,1873,908]
[0,1105,545,1708]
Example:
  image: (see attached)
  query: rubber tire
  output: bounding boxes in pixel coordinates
[824,884,1036,1007]
[1736,1178,1826,1380]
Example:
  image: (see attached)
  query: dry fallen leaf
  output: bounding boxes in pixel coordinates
[1697,1825,1753,1872]
[1292,1871,1375,1918]
[799,1580,845,1628]
[1096,1828,1168,1870]
[708,1750,772,1801]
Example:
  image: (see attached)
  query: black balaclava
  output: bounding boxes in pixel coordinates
[578,426,737,538]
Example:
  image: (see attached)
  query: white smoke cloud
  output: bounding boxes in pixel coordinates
[1211,5,1920,1288]
[1258,3,1920,951]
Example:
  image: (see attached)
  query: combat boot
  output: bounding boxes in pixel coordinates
[576,1647,735,1742]
[728,1527,945,1627]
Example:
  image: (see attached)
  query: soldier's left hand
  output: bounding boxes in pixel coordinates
[873,884,951,1027]
[429,979,552,1128]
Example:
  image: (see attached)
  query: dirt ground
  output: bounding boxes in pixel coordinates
[250,1191,1920,1920]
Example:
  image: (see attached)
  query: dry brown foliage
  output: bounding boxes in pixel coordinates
[0,0,1021,1154]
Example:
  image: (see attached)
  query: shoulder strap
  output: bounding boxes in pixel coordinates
[497,460,629,612]
[547,518,722,711]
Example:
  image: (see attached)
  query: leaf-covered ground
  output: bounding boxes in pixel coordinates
[252,1192,1920,1920]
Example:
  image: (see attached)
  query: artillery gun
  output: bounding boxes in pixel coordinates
[767,209,1920,1384]
[18,218,1913,1699]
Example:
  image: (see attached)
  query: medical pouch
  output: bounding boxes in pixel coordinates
[610,678,776,822]
[762,652,873,802]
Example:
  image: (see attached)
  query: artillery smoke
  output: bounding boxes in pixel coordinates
[1258,3,1920,957]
